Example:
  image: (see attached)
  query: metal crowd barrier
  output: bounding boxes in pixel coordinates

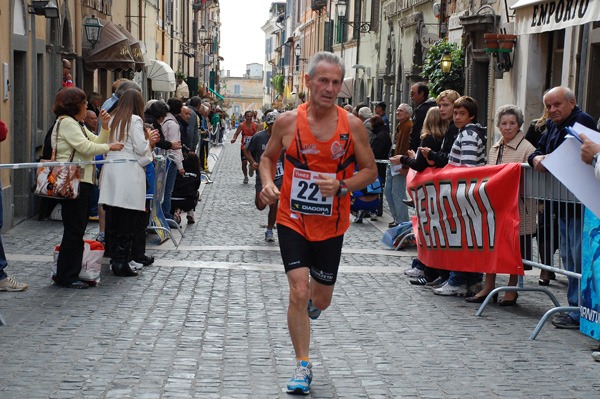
[147,155,183,248]
[475,163,583,340]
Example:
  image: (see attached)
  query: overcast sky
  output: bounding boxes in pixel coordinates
[219,0,275,77]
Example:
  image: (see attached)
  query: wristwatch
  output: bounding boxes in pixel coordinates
[593,153,600,168]
[336,180,349,197]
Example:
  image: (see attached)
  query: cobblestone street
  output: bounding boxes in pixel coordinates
[1,132,599,398]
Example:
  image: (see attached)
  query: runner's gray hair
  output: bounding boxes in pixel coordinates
[307,52,345,80]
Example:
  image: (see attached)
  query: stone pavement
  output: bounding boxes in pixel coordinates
[1,130,600,398]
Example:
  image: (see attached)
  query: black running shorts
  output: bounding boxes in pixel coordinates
[277,224,344,286]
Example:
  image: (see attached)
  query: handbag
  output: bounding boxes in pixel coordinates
[33,118,83,199]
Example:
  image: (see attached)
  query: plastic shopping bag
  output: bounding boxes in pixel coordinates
[52,240,104,284]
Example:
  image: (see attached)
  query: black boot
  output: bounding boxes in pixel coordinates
[112,236,137,277]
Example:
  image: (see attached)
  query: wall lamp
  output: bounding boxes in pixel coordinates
[294,44,309,62]
[29,0,59,19]
[83,15,104,48]
[336,0,370,33]
[441,51,452,73]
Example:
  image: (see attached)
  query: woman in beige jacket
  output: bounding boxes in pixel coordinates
[51,88,123,289]
[466,104,535,305]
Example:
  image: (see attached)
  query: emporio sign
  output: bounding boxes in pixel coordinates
[511,0,599,35]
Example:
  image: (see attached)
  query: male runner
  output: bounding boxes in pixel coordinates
[259,51,377,395]
[231,110,257,184]
[243,111,283,242]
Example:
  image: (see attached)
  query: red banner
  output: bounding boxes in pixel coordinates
[406,163,523,275]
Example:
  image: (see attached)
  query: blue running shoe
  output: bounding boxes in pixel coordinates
[307,300,321,320]
[286,360,312,395]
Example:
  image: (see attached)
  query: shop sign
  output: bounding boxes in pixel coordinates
[512,0,599,35]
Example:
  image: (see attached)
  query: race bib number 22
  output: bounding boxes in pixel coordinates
[290,168,335,216]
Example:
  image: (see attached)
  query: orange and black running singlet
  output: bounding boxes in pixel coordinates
[277,103,356,241]
[240,121,257,149]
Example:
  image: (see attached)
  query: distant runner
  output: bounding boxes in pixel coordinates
[231,110,257,184]
[243,111,283,242]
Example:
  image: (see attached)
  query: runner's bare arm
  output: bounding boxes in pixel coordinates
[230,125,243,143]
[259,111,294,204]
[315,114,377,197]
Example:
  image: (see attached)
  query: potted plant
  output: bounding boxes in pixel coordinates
[484,33,499,52]
[497,34,517,52]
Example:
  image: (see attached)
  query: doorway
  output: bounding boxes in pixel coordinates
[12,51,28,223]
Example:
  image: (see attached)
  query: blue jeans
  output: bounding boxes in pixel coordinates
[0,176,8,281]
[448,271,483,287]
[162,162,178,219]
[384,166,408,224]
[559,213,582,320]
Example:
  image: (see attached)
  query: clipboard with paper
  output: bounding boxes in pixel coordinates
[541,122,600,218]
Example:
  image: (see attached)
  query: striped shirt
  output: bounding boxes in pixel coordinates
[448,125,487,167]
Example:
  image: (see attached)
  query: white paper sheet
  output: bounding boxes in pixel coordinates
[542,123,600,218]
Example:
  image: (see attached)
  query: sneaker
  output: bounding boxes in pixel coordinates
[551,313,580,329]
[287,360,313,395]
[403,198,415,208]
[592,352,600,362]
[467,282,483,297]
[410,276,432,286]
[370,212,378,221]
[307,299,321,320]
[243,176,249,184]
[249,168,254,177]
[173,211,181,225]
[354,210,365,223]
[425,276,444,287]
[0,276,28,292]
[95,233,105,246]
[88,215,99,222]
[404,267,425,278]
[129,260,144,271]
[187,213,195,224]
[432,281,468,296]
[265,229,275,242]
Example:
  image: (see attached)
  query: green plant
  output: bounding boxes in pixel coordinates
[175,70,186,81]
[421,40,465,97]
[272,74,284,95]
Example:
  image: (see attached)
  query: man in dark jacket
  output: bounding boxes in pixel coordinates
[527,86,598,330]
[409,82,437,151]
[177,106,192,148]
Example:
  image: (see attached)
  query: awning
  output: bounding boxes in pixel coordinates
[511,0,600,35]
[208,87,224,100]
[337,77,354,99]
[82,19,135,71]
[146,60,176,92]
[116,25,145,72]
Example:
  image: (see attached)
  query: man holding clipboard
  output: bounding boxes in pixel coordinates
[527,86,598,329]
